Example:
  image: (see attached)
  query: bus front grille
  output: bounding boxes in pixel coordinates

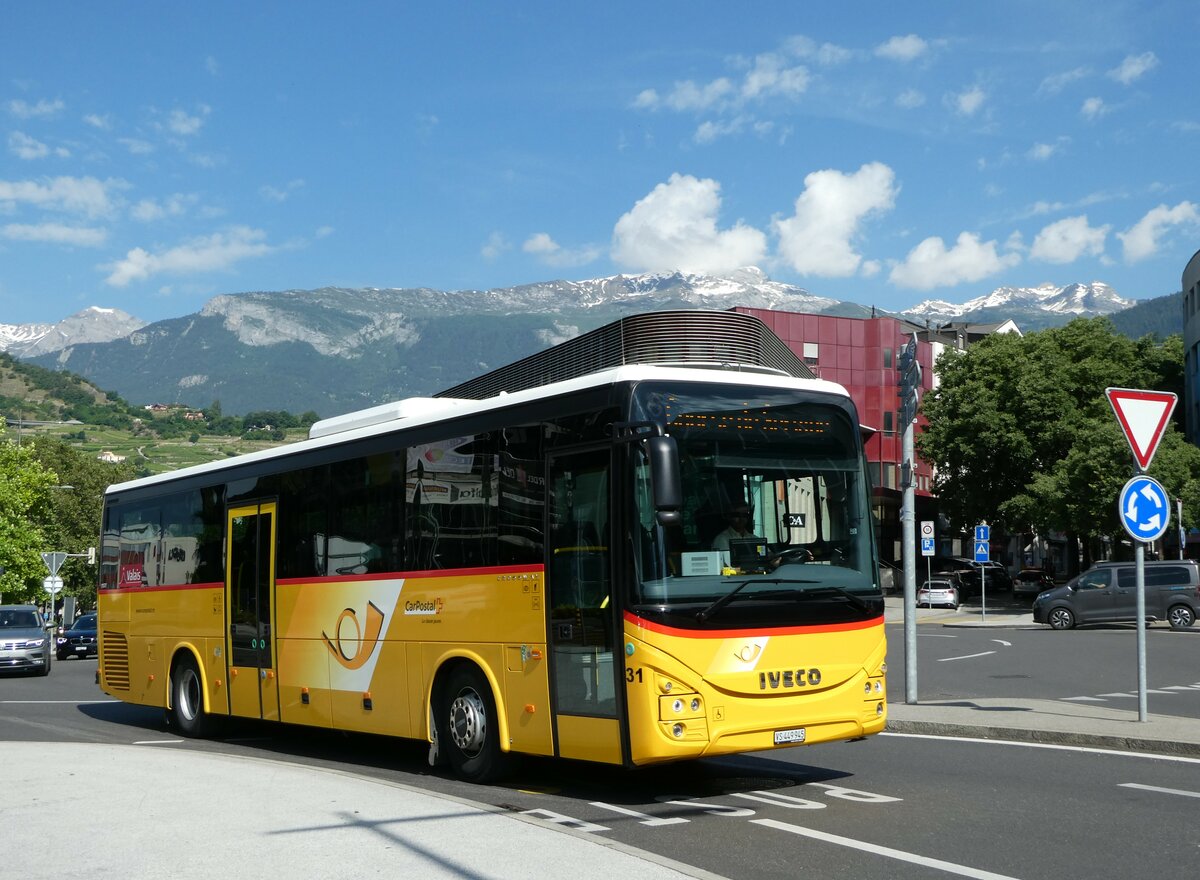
[101,631,130,690]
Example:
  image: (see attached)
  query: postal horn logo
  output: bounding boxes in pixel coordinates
[322,601,385,670]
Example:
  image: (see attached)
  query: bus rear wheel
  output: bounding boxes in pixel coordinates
[168,655,213,737]
[439,665,509,783]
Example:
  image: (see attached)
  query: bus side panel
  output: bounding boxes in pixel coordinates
[501,643,553,757]
[622,618,887,766]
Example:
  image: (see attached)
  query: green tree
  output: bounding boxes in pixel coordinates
[26,437,137,610]
[917,318,1193,574]
[0,428,58,604]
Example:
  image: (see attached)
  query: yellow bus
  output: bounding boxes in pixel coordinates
[97,311,886,782]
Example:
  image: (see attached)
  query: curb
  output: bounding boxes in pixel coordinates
[885,719,1200,759]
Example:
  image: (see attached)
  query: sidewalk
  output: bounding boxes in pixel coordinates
[882,594,1200,758]
[5,741,721,880]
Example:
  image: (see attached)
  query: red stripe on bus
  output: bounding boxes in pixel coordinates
[623,610,883,638]
[101,581,223,596]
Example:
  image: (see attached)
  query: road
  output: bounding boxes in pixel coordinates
[886,619,1200,716]
[4,646,1200,879]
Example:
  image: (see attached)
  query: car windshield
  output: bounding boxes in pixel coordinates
[0,610,41,628]
[71,615,97,630]
[627,383,880,627]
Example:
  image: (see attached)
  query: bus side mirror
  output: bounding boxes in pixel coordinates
[644,435,682,525]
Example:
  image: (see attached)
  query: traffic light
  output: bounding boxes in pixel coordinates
[896,333,921,424]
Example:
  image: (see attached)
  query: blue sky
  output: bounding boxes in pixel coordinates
[2,1,1198,325]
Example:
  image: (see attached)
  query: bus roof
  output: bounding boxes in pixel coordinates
[106,363,851,496]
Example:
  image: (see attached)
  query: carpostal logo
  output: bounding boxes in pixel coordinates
[322,601,386,670]
[404,597,444,616]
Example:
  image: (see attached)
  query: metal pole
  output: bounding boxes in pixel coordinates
[902,416,917,704]
[1135,541,1147,721]
[980,565,986,621]
[1177,498,1185,560]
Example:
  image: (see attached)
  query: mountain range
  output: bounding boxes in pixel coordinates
[0,269,1179,417]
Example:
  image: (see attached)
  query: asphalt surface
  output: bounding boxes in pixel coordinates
[7,596,1198,880]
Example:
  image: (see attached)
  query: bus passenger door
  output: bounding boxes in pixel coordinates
[546,448,621,764]
[225,503,280,722]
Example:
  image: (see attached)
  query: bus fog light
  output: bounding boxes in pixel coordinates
[690,698,700,712]
[876,702,884,716]
[672,723,684,738]
[661,680,673,693]
[672,699,683,713]
[863,682,871,694]
[874,681,882,693]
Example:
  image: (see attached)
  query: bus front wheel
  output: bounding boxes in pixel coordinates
[168,654,213,737]
[438,665,509,783]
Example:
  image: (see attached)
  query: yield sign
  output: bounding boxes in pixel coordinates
[1106,387,1177,471]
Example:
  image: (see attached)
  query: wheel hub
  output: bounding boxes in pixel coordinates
[449,688,487,756]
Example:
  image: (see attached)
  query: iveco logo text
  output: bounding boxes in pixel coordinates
[404,598,443,616]
[759,668,822,689]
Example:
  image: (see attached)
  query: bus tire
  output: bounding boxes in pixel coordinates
[439,665,509,783]
[168,654,213,738]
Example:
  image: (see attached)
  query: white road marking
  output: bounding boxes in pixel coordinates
[991,639,1012,647]
[133,739,185,745]
[937,651,996,662]
[1097,692,1138,698]
[751,818,1021,879]
[883,731,1200,764]
[1061,696,1106,702]
[1119,783,1200,800]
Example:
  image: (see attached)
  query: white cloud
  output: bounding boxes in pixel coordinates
[166,106,210,136]
[83,113,112,130]
[0,175,118,217]
[740,52,809,101]
[260,179,305,202]
[103,226,275,286]
[205,56,219,76]
[1030,215,1109,263]
[1080,97,1108,120]
[784,35,852,65]
[1108,52,1158,85]
[2,222,107,247]
[1117,201,1199,263]
[951,86,986,116]
[522,233,601,268]
[875,34,928,62]
[889,231,1021,290]
[8,98,63,119]
[9,132,48,160]
[611,173,767,274]
[480,231,510,260]
[1027,138,1069,161]
[118,137,155,155]
[895,89,925,109]
[694,116,748,143]
[1037,67,1089,96]
[131,194,195,222]
[773,162,898,277]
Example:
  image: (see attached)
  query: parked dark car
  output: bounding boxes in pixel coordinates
[1033,560,1200,630]
[1013,568,1056,600]
[56,612,97,660]
[0,604,52,675]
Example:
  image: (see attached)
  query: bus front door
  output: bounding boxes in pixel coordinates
[225,503,280,722]
[546,447,622,764]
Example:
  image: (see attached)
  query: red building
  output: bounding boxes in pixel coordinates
[735,307,935,565]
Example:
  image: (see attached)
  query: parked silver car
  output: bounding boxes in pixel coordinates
[0,604,53,675]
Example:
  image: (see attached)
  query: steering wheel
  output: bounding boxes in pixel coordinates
[769,547,813,565]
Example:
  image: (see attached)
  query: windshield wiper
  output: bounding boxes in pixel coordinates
[696,577,818,622]
[801,586,873,613]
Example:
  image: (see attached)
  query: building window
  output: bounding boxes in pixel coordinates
[883,347,893,368]
[883,411,894,434]
[884,463,896,489]
[802,341,819,363]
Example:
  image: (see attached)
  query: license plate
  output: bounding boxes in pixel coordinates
[774,727,807,745]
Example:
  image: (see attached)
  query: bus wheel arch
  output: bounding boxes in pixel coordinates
[429,658,510,783]
[167,648,214,737]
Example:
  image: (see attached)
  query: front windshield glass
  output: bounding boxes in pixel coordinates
[0,610,41,629]
[628,382,880,627]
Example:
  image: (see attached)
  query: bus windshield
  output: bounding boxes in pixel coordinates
[628,383,880,626]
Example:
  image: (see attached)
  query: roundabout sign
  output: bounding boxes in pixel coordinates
[1118,474,1170,543]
